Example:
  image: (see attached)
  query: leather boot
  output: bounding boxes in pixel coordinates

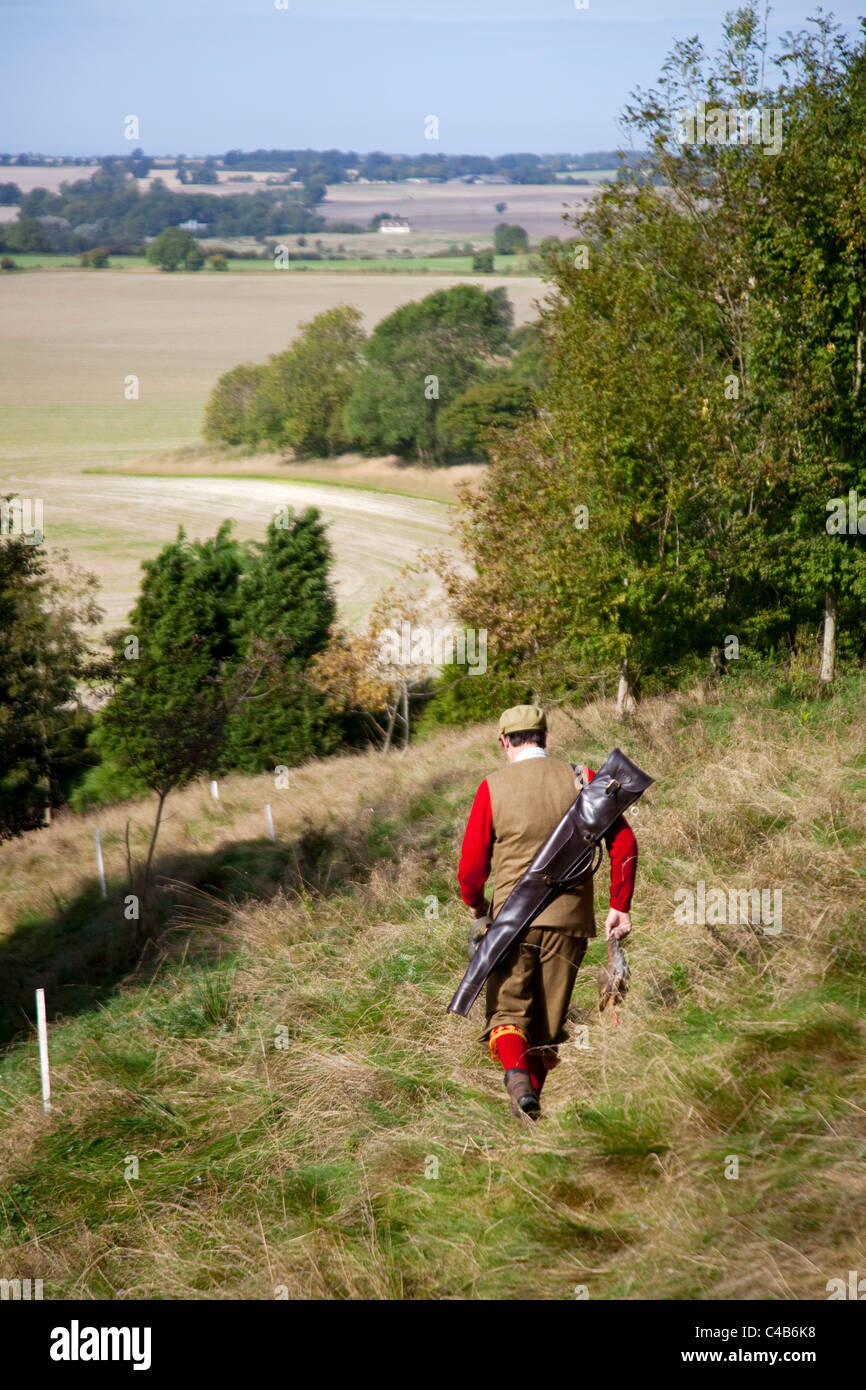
[503,1067,541,1119]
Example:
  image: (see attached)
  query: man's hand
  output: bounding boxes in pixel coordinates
[604,908,631,941]
[467,901,491,960]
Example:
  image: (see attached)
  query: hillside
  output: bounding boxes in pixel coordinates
[1,673,864,1300]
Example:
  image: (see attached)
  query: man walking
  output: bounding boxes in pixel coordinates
[458,705,638,1119]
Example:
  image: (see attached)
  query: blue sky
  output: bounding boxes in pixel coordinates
[2,1,864,156]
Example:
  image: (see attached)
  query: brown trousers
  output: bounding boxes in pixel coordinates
[480,928,588,1051]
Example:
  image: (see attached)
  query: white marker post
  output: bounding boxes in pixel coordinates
[264,804,276,842]
[35,988,51,1113]
[94,826,107,898]
[210,780,219,800]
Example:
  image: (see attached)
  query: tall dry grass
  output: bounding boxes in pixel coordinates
[0,675,863,1300]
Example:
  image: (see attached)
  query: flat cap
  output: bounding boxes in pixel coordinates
[498,704,547,736]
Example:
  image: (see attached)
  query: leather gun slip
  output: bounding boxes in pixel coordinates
[448,747,654,1018]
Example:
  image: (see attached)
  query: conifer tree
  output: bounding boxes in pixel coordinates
[226,508,338,772]
[0,532,101,838]
[99,523,260,923]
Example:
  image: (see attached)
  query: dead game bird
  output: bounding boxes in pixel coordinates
[598,938,631,1024]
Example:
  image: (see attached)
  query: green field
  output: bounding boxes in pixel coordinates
[4,253,536,275]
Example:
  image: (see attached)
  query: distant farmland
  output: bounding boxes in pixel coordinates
[0,164,602,245]
[321,178,601,240]
[0,269,544,425]
[1,269,542,631]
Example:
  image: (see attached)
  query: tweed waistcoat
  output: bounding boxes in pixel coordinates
[485,756,596,936]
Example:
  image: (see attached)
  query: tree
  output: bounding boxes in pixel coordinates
[623,5,866,683]
[472,250,494,273]
[225,509,339,771]
[188,158,219,185]
[78,246,111,268]
[185,240,205,271]
[98,525,263,927]
[128,148,153,179]
[250,305,365,456]
[9,177,323,251]
[302,176,328,205]
[146,226,203,271]
[2,217,52,252]
[438,378,535,460]
[343,284,513,461]
[311,576,436,751]
[509,321,549,389]
[494,223,529,255]
[0,530,101,839]
[494,201,507,215]
[436,8,866,708]
[440,183,739,704]
[204,363,269,447]
[736,16,866,682]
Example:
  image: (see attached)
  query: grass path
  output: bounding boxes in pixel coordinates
[21,470,463,632]
[0,676,863,1299]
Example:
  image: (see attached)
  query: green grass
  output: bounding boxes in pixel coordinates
[4,252,536,275]
[0,681,864,1299]
[4,254,149,269]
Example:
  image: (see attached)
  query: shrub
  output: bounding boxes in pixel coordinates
[68,751,148,813]
[417,661,534,731]
[78,246,111,268]
[146,226,203,271]
[437,378,535,459]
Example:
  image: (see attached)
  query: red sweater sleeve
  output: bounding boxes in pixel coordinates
[586,766,639,912]
[458,779,494,912]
